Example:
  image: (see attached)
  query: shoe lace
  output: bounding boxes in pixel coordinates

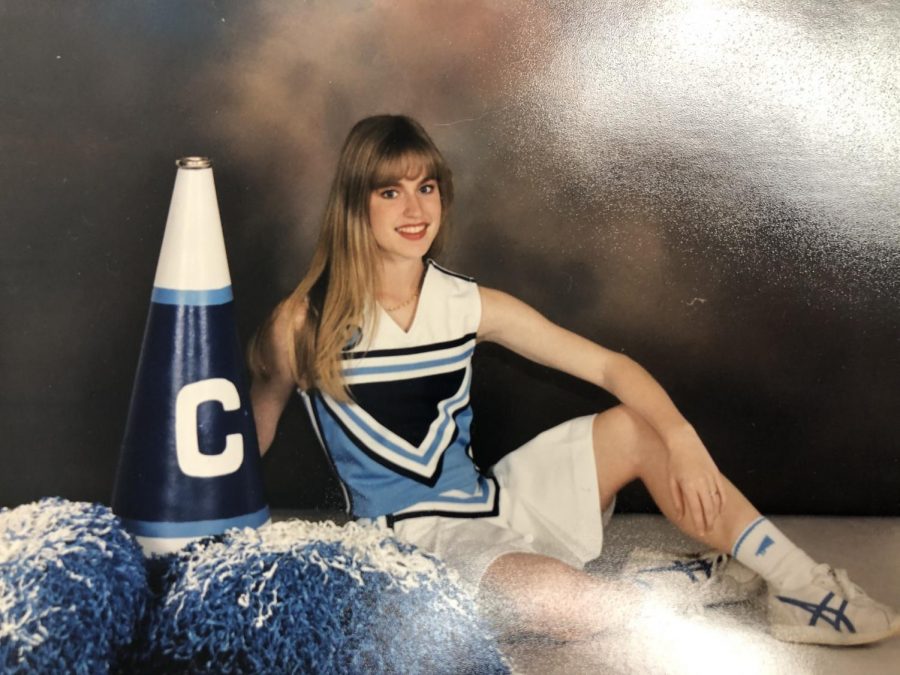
[698,552,741,588]
[812,564,863,600]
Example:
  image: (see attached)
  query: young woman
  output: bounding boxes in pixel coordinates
[249,114,899,645]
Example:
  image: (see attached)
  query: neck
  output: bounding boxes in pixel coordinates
[376,257,426,299]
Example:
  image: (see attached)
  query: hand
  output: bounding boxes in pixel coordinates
[665,426,726,534]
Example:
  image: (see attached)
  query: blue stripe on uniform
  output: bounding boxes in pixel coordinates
[343,348,474,377]
[120,505,269,537]
[334,373,471,467]
[429,478,493,505]
[151,285,234,306]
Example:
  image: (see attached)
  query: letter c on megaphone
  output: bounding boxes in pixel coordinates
[175,378,244,478]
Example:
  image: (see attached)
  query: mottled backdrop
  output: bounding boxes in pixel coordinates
[1,0,897,514]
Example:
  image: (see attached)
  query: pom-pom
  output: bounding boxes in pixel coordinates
[0,497,148,674]
[132,519,509,674]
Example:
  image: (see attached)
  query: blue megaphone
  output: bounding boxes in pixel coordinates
[112,157,269,555]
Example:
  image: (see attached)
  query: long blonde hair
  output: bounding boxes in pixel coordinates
[249,115,454,399]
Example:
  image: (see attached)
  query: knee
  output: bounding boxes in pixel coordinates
[479,553,604,641]
[593,404,666,474]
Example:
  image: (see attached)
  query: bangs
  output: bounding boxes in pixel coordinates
[370,148,443,189]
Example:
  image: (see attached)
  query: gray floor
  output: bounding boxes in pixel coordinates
[502,515,900,675]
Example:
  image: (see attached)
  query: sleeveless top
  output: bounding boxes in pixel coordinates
[301,260,500,523]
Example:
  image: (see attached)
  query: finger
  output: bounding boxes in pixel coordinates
[670,476,684,519]
[708,492,722,529]
[698,487,717,531]
[713,486,724,517]
[714,475,727,512]
[687,490,707,533]
[708,485,723,519]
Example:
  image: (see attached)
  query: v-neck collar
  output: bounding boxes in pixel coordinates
[377,260,432,335]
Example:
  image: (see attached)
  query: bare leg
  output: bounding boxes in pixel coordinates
[480,404,761,639]
[479,552,635,641]
[592,404,760,552]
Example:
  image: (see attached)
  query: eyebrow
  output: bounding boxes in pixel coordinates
[374,175,437,189]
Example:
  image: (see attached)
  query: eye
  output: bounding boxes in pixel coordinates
[419,182,438,194]
[379,188,399,199]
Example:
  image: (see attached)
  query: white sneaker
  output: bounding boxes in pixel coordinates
[769,564,900,645]
[623,548,764,607]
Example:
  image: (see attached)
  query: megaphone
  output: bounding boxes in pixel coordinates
[112,157,269,555]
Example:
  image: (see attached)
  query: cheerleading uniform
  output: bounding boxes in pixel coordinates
[301,260,610,587]
[301,260,496,522]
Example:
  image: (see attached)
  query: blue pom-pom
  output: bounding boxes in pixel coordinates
[0,498,148,674]
[131,519,509,674]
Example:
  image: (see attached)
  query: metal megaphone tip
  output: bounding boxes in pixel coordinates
[176,156,212,169]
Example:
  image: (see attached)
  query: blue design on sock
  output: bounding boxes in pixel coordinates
[732,516,766,557]
[756,535,775,556]
[776,592,856,633]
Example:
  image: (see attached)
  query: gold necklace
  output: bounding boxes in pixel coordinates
[380,267,425,313]
[382,290,419,313]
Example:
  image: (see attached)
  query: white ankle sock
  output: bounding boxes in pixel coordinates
[731,516,819,591]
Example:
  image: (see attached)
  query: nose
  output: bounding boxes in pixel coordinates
[403,191,424,218]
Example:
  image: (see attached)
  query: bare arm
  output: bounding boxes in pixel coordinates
[478,286,726,529]
[250,303,303,456]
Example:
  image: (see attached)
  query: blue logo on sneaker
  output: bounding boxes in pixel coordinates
[637,556,718,583]
[776,591,856,633]
[756,535,775,556]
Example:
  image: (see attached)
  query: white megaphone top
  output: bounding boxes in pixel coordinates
[152,158,233,306]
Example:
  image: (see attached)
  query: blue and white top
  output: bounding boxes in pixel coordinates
[301,260,500,523]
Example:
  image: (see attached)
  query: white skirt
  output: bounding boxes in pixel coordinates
[390,414,613,588]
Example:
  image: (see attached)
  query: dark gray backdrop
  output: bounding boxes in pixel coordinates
[1,1,897,515]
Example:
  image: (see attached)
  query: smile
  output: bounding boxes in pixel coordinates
[396,223,429,240]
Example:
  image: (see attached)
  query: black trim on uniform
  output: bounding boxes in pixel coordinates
[348,369,467,447]
[426,258,475,283]
[342,333,476,361]
[385,476,501,526]
[314,391,458,488]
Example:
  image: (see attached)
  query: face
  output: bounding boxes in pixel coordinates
[368,168,441,265]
